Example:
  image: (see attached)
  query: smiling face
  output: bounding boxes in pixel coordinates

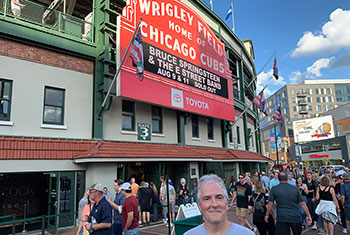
[198,182,228,225]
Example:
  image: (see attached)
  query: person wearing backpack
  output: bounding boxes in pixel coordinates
[248,181,275,235]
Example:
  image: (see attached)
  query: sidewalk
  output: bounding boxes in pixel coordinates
[22,207,344,235]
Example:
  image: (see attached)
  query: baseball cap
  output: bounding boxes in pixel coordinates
[88,183,104,192]
[119,182,131,190]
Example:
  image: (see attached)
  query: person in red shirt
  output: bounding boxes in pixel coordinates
[120,183,139,235]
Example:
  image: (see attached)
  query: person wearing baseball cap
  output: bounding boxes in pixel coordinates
[120,182,139,234]
[85,183,112,234]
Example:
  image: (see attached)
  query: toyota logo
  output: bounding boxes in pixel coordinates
[173,94,182,103]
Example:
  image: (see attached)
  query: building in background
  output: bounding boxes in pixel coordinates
[289,104,350,167]
[259,79,350,164]
[0,0,268,232]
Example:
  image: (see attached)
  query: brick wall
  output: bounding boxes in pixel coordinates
[0,38,93,74]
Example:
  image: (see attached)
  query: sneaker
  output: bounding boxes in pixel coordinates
[318,228,326,235]
[343,228,348,234]
[251,227,257,234]
[163,219,167,224]
[311,224,317,230]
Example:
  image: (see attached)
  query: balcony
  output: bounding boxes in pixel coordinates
[298,100,307,105]
[299,109,308,114]
[0,0,93,42]
[297,92,307,97]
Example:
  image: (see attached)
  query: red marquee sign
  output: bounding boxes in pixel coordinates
[117,0,235,121]
[310,154,329,158]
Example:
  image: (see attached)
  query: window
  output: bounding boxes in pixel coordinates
[43,86,65,125]
[283,91,286,98]
[192,115,199,138]
[322,97,326,103]
[122,100,135,131]
[294,114,298,118]
[323,105,327,111]
[229,128,233,143]
[207,118,214,140]
[292,97,296,103]
[326,88,331,94]
[152,106,162,133]
[317,105,321,111]
[307,97,311,103]
[328,97,332,102]
[293,106,297,112]
[321,88,324,94]
[316,97,321,103]
[291,89,295,95]
[315,89,319,95]
[284,100,287,105]
[0,79,12,121]
[236,126,241,145]
[329,105,333,110]
[278,94,281,100]
[309,114,313,118]
[308,105,312,111]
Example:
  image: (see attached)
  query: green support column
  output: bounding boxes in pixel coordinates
[177,112,186,145]
[221,120,228,148]
[220,162,224,179]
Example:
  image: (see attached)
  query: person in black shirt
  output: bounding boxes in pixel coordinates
[303,172,318,230]
[178,178,191,205]
[231,173,256,233]
[85,183,112,235]
[137,182,153,225]
[248,181,275,235]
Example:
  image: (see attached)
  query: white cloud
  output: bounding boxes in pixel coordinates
[256,69,286,96]
[291,8,350,57]
[289,57,334,83]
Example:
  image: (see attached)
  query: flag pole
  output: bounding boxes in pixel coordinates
[226,83,268,133]
[274,122,280,164]
[231,1,235,33]
[245,51,277,92]
[248,122,262,139]
[101,18,143,109]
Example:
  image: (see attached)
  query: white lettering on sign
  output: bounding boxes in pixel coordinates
[185,97,209,110]
[139,0,194,26]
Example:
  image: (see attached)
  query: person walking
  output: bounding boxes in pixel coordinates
[160,180,176,226]
[178,178,191,205]
[248,181,275,235]
[137,182,152,225]
[85,183,112,234]
[316,175,340,235]
[107,179,125,235]
[296,176,308,229]
[269,172,280,189]
[150,182,160,222]
[76,195,95,235]
[341,172,350,233]
[265,172,312,235]
[335,174,347,234]
[184,174,254,235]
[120,182,139,235]
[303,172,318,230]
[230,173,256,233]
[228,176,236,198]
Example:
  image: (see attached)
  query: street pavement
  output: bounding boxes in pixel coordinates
[22,206,345,235]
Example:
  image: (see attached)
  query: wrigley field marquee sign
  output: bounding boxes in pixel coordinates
[117,0,235,121]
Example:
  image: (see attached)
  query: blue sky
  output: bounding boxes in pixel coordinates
[203,0,350,97]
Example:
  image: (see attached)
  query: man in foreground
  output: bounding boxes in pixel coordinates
[85,183,112,235]
[184,174,253,235]
[107,179,125,235]
[265,172,311,235]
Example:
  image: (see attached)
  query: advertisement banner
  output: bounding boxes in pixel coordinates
[293,115,335,143]
[117,0,234,121]
[270,132,282,149]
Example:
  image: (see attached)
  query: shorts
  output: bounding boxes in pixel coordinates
[11,9,21,17]
[345,206,350,221]
[236,207,248,218]
[163,201,175,214]
[141,204,151,212]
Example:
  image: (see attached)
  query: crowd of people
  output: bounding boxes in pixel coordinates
[76,176,197,235]
[75,165,350,235]
[228,166,350,235]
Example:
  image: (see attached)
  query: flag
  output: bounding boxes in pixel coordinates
[210,0,213,10]
[130,28,144,81]
[252,89,267,115]
[273,58,279,80]
[225,5,232,21]
[272,105,283,126]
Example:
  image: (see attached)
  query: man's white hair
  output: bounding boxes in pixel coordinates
[197,174,229,202]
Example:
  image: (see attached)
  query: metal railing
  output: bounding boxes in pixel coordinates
[0,212,77,235]
[0,0,93,42]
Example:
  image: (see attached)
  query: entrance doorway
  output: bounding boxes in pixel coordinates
[47,172,75,234]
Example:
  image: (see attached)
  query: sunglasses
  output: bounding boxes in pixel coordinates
[239,177,244,179]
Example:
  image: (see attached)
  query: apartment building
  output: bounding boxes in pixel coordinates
[259,79,350,162]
